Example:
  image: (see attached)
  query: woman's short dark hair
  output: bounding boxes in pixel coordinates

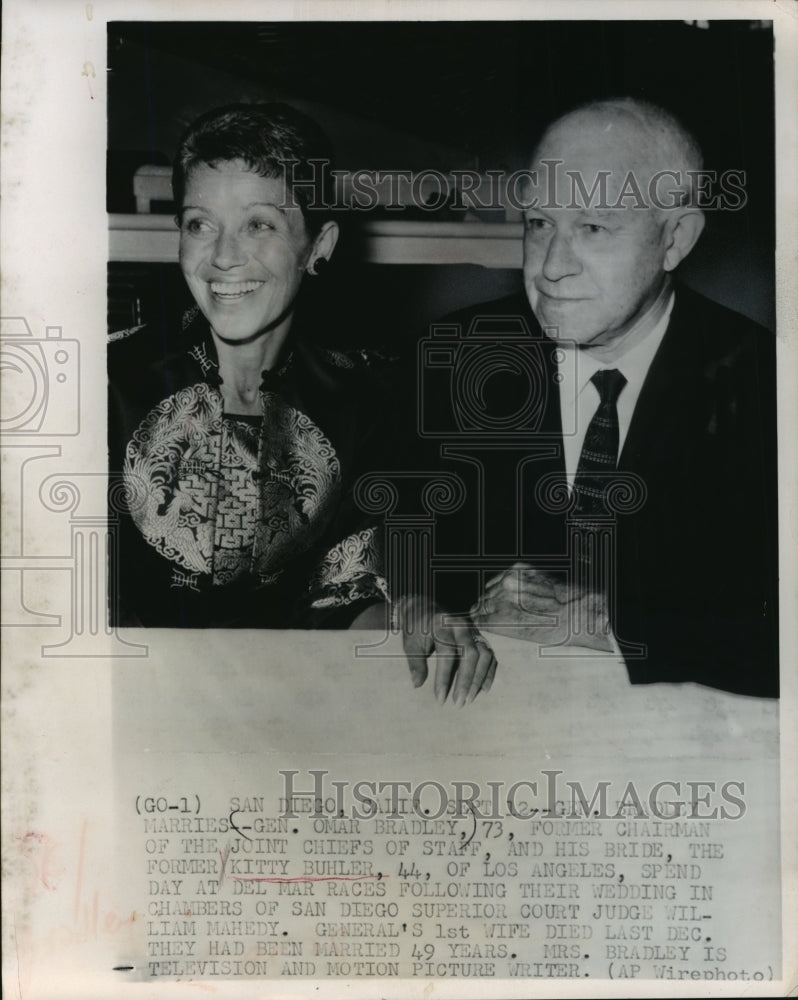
[173,103,335,235]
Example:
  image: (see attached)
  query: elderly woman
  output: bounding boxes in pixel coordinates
[109,103,390,628]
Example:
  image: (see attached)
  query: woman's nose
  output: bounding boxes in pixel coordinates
[212,229,247,269]
[542,231,582,281]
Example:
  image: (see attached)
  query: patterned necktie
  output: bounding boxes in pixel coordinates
[572,368,627,522]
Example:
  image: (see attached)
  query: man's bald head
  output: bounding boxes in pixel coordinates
[538,98,701,172]
[530,98,703,210]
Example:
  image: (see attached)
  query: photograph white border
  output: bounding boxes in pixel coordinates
[1,1,796,997]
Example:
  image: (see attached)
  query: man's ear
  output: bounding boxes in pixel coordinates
[663,209,705,272]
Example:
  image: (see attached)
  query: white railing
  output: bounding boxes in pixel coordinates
[110,165,525,268]
[108,214,524,267]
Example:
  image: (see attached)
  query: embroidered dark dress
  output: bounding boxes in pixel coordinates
[108,307,391,627]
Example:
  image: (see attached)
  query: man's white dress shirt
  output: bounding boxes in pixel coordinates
[556,285,675,488]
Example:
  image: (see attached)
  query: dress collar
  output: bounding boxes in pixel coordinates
[181,306,294,389]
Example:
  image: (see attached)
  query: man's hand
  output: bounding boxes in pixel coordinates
[396,595,497,706]
[470,562,613,652]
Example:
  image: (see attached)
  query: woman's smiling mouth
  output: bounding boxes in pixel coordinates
[209,280,265,300]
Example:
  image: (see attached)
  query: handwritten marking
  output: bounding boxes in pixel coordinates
[229,810,252,842]
[18,830,60,891]
[459,802,478,850]
[231,874,386,884]
[218,844,230,888]
[217,850,385,884]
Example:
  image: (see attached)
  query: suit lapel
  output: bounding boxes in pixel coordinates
[618,289,697,472]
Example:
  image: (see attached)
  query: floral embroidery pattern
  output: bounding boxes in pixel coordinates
[309,527,389,607]
[124,384,341,585]
[124,383,223,575]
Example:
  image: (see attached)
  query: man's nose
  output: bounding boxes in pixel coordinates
[212,229,247,269]
[541,230,582,281]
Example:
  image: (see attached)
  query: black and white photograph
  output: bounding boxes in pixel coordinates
[2,2,796,998]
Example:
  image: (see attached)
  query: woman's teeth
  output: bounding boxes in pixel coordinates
[210,281,264,298]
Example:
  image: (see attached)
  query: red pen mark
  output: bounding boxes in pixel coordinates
[232,875,386,884]
[18,829,60,891]
[218,844,230,889]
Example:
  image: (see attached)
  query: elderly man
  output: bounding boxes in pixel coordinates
[408,97,777,699]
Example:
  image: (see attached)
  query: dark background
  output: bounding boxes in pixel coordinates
[108,20,775,342]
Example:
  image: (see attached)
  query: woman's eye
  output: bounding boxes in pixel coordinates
[583,223,606,235]
[183,217,212,235]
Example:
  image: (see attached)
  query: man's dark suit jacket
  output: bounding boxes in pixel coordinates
[419,284,778,697]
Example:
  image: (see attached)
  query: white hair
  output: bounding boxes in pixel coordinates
[534,97,704,207]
